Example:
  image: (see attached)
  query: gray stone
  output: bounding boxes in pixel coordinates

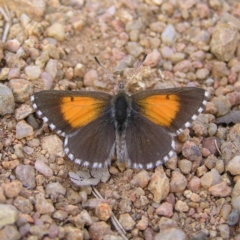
[155,227,187,240]
[0,84,15,116]
[35,160,53,177]
[161,24,176,45]
[45,182,66,197]
[15,165,36,189]
[15,120,34,139]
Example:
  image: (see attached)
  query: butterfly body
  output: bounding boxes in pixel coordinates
[31,86,208,169]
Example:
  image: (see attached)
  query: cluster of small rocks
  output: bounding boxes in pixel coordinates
[0,0,240,239]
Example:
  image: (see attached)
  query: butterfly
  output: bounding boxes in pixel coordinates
[31,56,208,169]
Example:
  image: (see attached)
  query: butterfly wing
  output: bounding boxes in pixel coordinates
[31,90,115,167]
[125,111,175,169]
[126,87,208,168]
[131,87,208,134]
[64,109,115,168]
[31,90,112,136]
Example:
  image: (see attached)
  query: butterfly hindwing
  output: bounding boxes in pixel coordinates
[125,111,175,169]
[131,87,208,134]
[64,110,115,168]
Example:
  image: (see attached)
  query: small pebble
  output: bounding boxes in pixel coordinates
[35,160,53,177]
[155,227,187,240]
[148,168,169,203]
[66,189,81,205]
[175,200,189,212]
[0,68,10,80]
[201,137,219,155]
[196,68,210,80]
[178,159,192,174]
[226,155,240,175]
[52,210,68,221]
[161,24,176,45]
[232,180,240,211]
[173,60,192,73]
[5,39,21,53]
[15,120,34,139]
[170,171,187,193]
[35,193,55,214]
[23,146,34,155]
[210,23,238,62]
[9,79,33,103]
[218,224,230,239]
[25,65,41,80]
[204,154,217,169]
[126,42,144,58]
[201,168,222,189]
[45,59,58,80]
[119,213,136,231]
[209,181,232,197]
[136,215,149,230]
[45,182,66,197]
[15,104,33,121]
[41,72,53,90]
[169,52,185,64]
[182,141,202,161]
[156,202,173,217]
[46,23,65,41]
[95,203,112,221]
[187,176,201,193]
[0,84,15,116]
[88,222,114,239]
[227,209,239,226]
[41,135,64,157]
[143,50,161,68]
[0,225,21,240]
[213,95,231,117]
[84,69,98,87]
[13,196,33,214]
[2,181,23,198]
[15,165,36,189]
[0,204,18,229]
[130,170,150,188]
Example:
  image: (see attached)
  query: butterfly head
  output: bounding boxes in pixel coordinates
[118,80,125,90]
[94,55,147,94]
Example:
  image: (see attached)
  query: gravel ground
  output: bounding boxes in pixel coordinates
[0,0,240,239]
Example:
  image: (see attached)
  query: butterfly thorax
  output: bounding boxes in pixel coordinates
[112,90,131,132]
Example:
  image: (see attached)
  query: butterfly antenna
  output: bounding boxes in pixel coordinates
[127,54,147,82]
[94,57,115,83]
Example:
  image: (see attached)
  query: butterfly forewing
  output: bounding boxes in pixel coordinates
[131,87,208,134]
[32,90,112,136]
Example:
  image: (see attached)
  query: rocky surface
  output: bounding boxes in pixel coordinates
[0,0,240,239]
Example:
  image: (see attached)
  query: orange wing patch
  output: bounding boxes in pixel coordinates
[60,96,106,128]
[138,94,180,127]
